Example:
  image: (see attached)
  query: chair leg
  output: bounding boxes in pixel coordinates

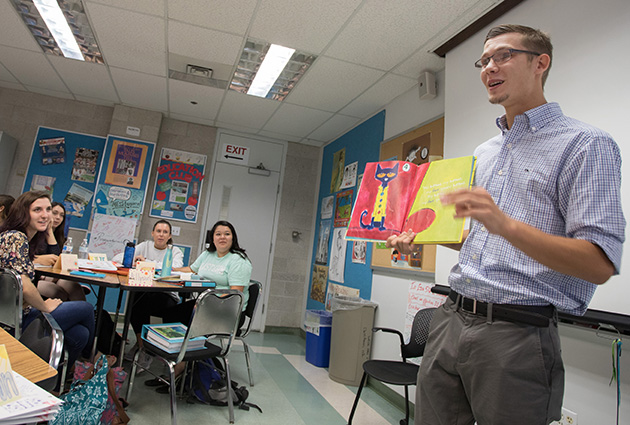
[223,357,235,424]
[403,385,410,425]
[58,349,69,393]
[348,372,368,425]
[167,363,178,425]
[126,349,140,401]
[242,339,254,386]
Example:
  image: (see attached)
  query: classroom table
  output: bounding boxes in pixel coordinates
[34,265,124,357]
[0,327,57,384]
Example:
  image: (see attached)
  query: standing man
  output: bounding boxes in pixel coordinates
[388,24,625,425]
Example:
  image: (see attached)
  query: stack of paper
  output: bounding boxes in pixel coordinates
[77,259,118,272]
[141,323,206,353]
[0,371,63,424]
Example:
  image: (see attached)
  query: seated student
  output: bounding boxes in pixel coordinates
[112,219,183,369]
[0,191,95,383]
[145,220,251,387]
[34,202,86,301]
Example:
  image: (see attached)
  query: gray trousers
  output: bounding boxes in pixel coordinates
[415,297,564,425]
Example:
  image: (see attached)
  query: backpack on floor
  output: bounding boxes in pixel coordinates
[186,358,262,413]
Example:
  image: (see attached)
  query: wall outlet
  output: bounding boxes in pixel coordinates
[171,226,180,236]
[558,408,578,425]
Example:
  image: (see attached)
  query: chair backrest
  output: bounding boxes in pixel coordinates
[0,268,23,339]
[237,280,262,337]
[401,307,436,360]
[179,289,243,363]
[20,312,65,370]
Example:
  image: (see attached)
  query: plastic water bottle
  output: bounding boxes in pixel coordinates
[122,241,135,268]
[78,238,89,259]
[160,244,173,277]
[62,236,73,254]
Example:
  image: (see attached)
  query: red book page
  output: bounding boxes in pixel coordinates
[347,161,428,241]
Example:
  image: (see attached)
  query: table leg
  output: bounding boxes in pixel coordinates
[119,291,135,361]
[109,288,125,354]
[92,285,107,359]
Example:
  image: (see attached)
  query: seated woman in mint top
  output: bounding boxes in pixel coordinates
[174,220,252,309]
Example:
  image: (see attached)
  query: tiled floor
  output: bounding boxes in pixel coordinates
[121,331,407,424]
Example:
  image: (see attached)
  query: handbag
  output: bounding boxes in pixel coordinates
[49,355,110,425]
[72,356,130,425]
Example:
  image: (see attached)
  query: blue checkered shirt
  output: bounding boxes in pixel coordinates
[450,102,625,315]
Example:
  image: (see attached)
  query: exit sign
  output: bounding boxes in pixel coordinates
[221,143,250,165]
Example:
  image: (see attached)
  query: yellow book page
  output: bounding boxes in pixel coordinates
[405,156,476,244]
[0,344,21,405]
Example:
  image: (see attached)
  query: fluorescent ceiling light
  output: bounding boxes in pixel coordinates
[11,0,104,63]
[230,39,316,101]
[33,0,83,60]
[247,44,295,98]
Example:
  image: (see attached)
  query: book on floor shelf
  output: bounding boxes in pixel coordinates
[141,323,206,353]
[346,155,476,244]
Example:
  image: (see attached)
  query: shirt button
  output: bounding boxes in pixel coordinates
[481,226,486,232]
[472,254,478,260]
[531,126,537,131]
[466,278,471,283]
[498,170,503,175]
[507,143,512,149]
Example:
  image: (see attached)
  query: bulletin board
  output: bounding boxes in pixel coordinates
[93,135,155,220]
[371,117,444,273]
[149,148,207,223]
[22,126,106,230]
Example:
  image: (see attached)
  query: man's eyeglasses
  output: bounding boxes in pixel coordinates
[474,48,542,69]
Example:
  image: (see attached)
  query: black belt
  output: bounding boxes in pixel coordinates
[448,290,555,327]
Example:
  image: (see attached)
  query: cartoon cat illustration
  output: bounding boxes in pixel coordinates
[360,163,398,230]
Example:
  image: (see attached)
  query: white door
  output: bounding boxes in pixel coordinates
[203,135,283,331]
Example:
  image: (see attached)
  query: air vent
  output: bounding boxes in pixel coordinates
[169,69,228,89]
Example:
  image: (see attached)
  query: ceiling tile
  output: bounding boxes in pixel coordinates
[48,55,119,102]
[217,91,281,130]
[169,79,224,120]
[340,73,418,118]
[256,129,303,144]
[325,0,480,70]
[0,61,19,84]
[85,0,166,16]
[168,21,243,67]
[215,120,261,136]
[263,103,332,138]
[0,46,68,92]
[87,3,167,76]
[249,0,363,53]
[167,0,256,35]
[169,112,214,127]
[394,51,445,79]
[0,80,25,91]
[285,56,384,112]
[110,67,168,112]
[307,114,361,143]
[0,0,41,51]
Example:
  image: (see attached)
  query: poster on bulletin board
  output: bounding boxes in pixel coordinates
[93,135,155,220]
[149,148,207,223]
[22,127,106,231]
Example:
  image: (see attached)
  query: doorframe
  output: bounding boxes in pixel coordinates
[198,129,287,332]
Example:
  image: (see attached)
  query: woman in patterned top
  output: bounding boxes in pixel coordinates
[0,191,95,372]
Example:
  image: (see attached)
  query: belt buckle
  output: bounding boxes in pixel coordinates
[471,298,477,314]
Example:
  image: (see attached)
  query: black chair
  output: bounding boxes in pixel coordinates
[236,279,262,386]
[128,289,244,425]
[0,268,67,391]
[348,307,436,425]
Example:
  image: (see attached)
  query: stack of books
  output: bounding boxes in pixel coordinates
[141,323,206,353]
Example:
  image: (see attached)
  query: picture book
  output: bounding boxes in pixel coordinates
[141,323,206,353]
[346,156,476,244]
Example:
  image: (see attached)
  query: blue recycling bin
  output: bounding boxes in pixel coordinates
[304,310,332,367]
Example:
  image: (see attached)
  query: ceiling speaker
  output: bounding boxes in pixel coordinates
[418,71,437,100]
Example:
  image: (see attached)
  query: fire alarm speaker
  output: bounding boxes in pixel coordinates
[418,71,437,100]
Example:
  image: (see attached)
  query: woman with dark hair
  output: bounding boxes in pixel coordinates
[34,201,86,301]
[115,219,183,369]
[0,191,95,377]
[144,221,252,387]
[0,194,14,224]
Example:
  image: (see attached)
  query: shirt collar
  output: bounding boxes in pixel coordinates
[495,102,563,133]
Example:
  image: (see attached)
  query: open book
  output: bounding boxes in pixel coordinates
[346,156,476,244]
